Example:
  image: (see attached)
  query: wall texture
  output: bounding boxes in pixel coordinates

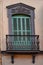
[1,0,43,51]
[0,0,43,65]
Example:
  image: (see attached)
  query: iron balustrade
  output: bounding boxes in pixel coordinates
[6,35,39,51]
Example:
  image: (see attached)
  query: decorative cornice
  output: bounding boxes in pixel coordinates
[6,3,35,10]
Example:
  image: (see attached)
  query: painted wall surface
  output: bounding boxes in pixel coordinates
[0,0,2,50]
[0,0,43,65]
[1,0,43,51]
[2,55,43,65]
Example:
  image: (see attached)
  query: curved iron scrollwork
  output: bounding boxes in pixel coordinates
[6,35,39,51]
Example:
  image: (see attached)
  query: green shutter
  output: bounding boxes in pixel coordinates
[12,15,32,50]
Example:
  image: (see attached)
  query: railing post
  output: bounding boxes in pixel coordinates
[37,35,39,50]
[6,35,8,50]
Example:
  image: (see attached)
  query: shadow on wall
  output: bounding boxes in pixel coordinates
[39,6,43,50]
[39,6,43,38]
[40,6,43,33]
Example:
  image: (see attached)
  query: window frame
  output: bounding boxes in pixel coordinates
[6,3,35,51]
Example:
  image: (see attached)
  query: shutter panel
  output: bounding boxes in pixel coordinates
[12,15,32,50]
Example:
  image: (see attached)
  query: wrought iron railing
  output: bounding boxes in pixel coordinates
[6,35,39,51]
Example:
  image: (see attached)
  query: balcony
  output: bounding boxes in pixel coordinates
[2,35,43,64]
[6,35,39,52]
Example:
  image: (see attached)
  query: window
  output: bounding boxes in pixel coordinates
[6,3,35,51]
[12,15,32,50]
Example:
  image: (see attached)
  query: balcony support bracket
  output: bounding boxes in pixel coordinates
[32,54,35,64]
[1,51,43,64]
[11,55,14,64]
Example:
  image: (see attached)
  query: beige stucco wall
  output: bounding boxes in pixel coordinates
[1,0,43,51]
[0,0,43,65]
[0,0,2,50]
[2,55,43,65]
